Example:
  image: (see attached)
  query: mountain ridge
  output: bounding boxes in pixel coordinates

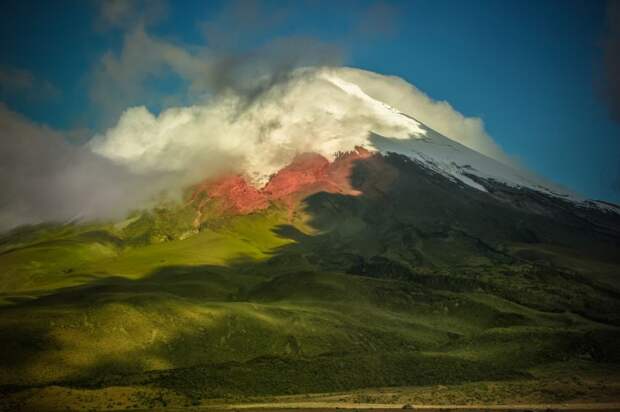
[1,72,620,411]
[184,71,619,226]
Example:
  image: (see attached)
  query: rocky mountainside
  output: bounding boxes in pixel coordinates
[189,147,371,222]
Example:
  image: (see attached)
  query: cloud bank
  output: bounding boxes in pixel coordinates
[0,104,174,230]
[334,68,510,164]
[89,26,343,128]
[0,65,512,230]
[91,67,508,182]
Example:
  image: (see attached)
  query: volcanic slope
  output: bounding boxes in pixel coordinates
[0,140,619,409]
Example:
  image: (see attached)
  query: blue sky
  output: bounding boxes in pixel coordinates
[1,0,619,202]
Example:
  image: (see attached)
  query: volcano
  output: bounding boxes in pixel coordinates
[1,73,620,410]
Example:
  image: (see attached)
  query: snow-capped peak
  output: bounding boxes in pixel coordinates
[320,71,581,202]
[90,67,614,215]
[321,73,427,139]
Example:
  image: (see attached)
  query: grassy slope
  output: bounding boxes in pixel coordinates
[0,155,619,410]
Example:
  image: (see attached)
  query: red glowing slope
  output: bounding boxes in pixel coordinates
[190,147,372,222]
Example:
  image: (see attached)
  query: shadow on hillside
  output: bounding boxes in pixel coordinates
[5,139,620,311]
[1,143,620,392]
[1,145,619,316]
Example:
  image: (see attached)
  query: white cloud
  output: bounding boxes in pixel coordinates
[88,26,343,127]
[1,67,512,230]
[89,27,211,125]
[334,68,510,163]
[91,67,510,185]
[0,104,174,231]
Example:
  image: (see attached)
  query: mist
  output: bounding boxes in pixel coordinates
[91,65,514,183]
[0,104,177,231]
[0,65,510,231]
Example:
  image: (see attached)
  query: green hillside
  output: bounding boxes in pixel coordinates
[0,154,619,411]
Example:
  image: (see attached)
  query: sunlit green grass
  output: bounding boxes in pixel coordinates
[0,196,618,406]
[0,207,294,299]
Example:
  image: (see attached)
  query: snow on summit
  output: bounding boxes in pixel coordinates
[320,72,427,139]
